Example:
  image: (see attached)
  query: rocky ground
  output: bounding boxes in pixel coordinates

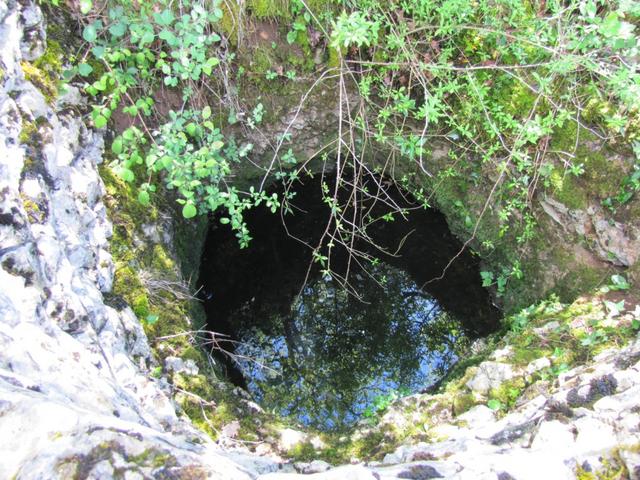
[0,2,257,478]
[1,1,639,479]
[258,295,640,479]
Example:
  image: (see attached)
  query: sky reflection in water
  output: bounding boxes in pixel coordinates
[233,263,468,431]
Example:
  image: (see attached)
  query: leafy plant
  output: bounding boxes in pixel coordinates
[72,0,280,246]
[603,142,640,213]
[330,11,379,49]
[601,274,631,292]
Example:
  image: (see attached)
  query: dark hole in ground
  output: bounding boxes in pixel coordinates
[198,172,500,431]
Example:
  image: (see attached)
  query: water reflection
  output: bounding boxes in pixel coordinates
[234,263,468,430]
[199,173,500,430]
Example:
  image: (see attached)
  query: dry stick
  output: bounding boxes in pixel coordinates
[155,330,279,374]
[386,12,435,178]
[321,73,408,294]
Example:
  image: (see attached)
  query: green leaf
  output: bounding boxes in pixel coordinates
[82,24,98,42]
[140,30,155,47]
[111,136,123,155]
[182,203,197,219]
[154,9,175,26]
[219,217,230,224]
[80,0,93,14]
[202,57,220,76]
[202,106,212,120]
[185,123,198,136]
[287,30,298,44]
[610,274,630,290]
[600,13,621,38]
[487,399,502,411]
[604,299,625,317]
[94,114,108,128]
[77,63,93,77]
[119,168,135,182]
[158,29,177,45]
[480,271,494,287]
[91,46,105,59]
[145,314,159,325]
[109,21,127,38]
[211,140,224,150]
[138,190,150,205]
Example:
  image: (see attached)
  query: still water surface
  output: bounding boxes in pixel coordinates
[199,175,499,430]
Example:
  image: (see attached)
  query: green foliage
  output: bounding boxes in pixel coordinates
[74,0,279,246]
[330,11,379,49]
[603,142,640,213]
[362,388,410,420]
[487,378,525,413]
[317,0,640,297]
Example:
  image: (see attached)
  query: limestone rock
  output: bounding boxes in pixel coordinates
[294,460,332,474]
[465,362,518,395]
[260,465,376,480]
[278,428,309,452]
[526,357,551,375]
[0,3,259,478]
[540,196,640,267]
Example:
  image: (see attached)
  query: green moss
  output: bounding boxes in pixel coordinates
[114,265,150,318]
[488,377,526,412]
[20,194,47,224]
[19,38,65,104]
[351,430,394,460]
[19,121,39,146]
[247,0,290,19]
[244,0,333,19]
[288,441,317,462]
[126,449,174,470]
[575,447,629,479]
[250,48,274,76]
[552,263,608,304]
[492,78,537,118]
[549,169,588,210]
[21,61,58,103]
[34,38,63,78]
[327,46,341,68]
[550,120,627,203]
[452,393,478,416]
[218,0,242,40]
[511,343,550,366]
[150,244,175,272]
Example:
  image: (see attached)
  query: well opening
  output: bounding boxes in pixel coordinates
[198,172,500,430]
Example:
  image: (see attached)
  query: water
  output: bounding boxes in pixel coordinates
[199,174,499,430]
